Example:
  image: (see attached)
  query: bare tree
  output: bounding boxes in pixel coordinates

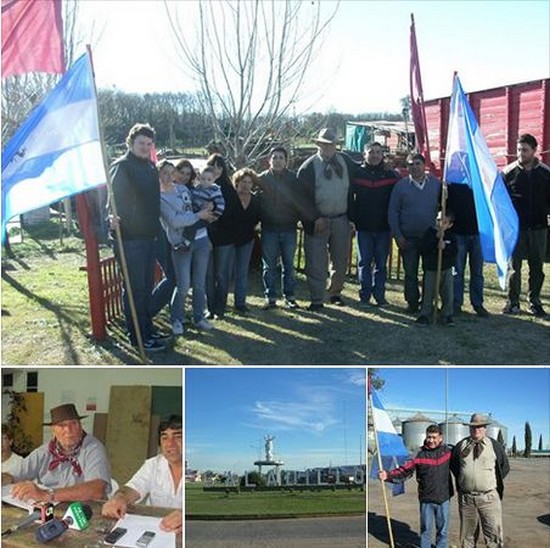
[166,0,338,168]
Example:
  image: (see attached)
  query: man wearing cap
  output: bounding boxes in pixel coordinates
[102,415,182,533]
[388,152,441,313]
[1,404,111,503]
[451,413,510,548]
[297,128,358,310]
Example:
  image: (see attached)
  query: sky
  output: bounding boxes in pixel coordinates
[373,367,550,450]
[185,367,366,472]
[76,0,550,114]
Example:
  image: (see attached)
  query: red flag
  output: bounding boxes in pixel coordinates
[1,0,65,78]
[409,13,431,163]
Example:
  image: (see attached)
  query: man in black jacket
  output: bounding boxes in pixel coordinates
[502,133,550,317]
[451,413,510,548]
[109,123,167,352]
[379,424,453,548]
[349,142,398,306]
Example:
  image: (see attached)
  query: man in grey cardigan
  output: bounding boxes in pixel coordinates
[388,153,441,313]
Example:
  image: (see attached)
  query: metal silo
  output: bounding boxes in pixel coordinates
[402,413,435,453]
[439,414,469,447]
[487,418,507,448]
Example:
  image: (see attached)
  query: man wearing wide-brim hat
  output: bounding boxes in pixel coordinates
[2,404,111,503]
[297,127,358,310]
[450,413,510,547]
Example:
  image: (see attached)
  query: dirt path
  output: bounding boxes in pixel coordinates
[368,458,550,548]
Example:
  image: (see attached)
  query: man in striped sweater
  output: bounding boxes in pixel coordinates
[378,424,453,548]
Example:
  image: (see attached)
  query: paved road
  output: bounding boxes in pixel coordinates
[186,515,366,547]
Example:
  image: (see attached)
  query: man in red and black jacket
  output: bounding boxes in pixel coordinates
[378,424,453,548]
[348,142,398,306]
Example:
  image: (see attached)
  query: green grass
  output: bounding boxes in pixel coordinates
[186,482,365,518]
[2,225,549,365]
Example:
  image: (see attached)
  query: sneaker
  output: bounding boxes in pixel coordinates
[150,331,171,342]
[415,315,429,327]
[442,315,455,327]
[359,298,373,307]
[473,305,490,318]
[171,319,184,336]
[330,295,345,307]
[528,303,547,318]
[235,305,250,314]
[143,339,166,353]
[308,303,325,311]
[502,302,520,315]
[284,299,300,309]
[375,298,389,308]
[195,318,214,330]
[262,300,277,310]
[406,302,420,314]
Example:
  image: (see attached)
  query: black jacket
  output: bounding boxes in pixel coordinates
[109,151,160,240]
[258,169,300,232]
[349,162,398,232]
[420,226,458,271]
[502,159,550,230]
[450,437,510,500]
[385,442,453,504]
[207,176,241,247]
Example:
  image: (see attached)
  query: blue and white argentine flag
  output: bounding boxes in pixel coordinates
[2,51,107,237]
[444,75,519,289]
[370,389,410,495]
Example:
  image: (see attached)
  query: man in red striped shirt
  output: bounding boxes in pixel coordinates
[378,424,453,548]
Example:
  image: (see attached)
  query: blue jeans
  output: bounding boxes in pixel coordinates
[420,500,450,548]
[454,234,484,311]
[206,243,236,316]
[150,231,179,321]
[401,238,422,306]
[261,230,297,301]
[357,230,391,303]
[116,239,156,345]
[234,240,255,307]
[171,236,211,324]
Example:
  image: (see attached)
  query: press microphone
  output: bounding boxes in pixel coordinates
[35,503,92,543]
[1,502,54,537]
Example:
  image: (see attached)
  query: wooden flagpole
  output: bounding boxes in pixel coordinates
[433,180,448,324]
[85,45,148,364]
[368,390,396,548]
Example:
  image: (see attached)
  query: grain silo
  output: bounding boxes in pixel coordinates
[402,413,435,453]
[439,414,469,447]
[487,418,508,447]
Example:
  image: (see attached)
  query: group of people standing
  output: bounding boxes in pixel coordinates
[109,123,549,352]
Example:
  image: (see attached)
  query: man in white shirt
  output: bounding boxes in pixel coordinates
[102,415,182,533]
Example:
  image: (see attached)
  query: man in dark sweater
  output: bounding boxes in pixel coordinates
[502,133,550,317]
[258,147,301,309]
[109,123,168,352]
[349,142,398,306]
[379,424,453,548]
[447,184,489,317]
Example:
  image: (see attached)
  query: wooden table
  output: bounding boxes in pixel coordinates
[2,500,182,547]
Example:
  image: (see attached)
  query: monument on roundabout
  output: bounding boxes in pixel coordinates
[252,434,285,486]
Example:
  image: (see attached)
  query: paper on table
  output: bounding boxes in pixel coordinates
[1,484,58,511]
[107,514,175,548]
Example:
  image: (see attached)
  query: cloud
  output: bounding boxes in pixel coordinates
[250,392,340,434]
[346,369,366,386]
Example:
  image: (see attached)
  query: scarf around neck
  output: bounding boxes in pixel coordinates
[321,154,344,180]
[48,431,86,476]
[461,437,485,460]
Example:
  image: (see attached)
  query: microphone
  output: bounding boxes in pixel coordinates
[35,503,92,543]
[1,503,54,537]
